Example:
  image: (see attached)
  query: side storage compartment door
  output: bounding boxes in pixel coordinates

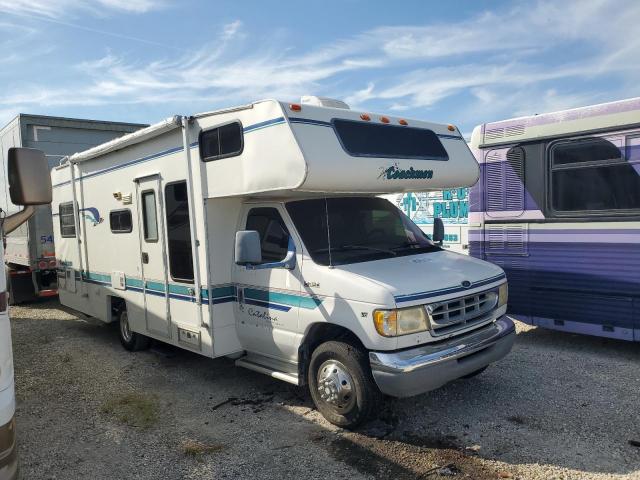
[232,205,302,362]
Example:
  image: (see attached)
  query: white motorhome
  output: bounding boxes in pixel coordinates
[1,147,53,479]
[52,98,514,427]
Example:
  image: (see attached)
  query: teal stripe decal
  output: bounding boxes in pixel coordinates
[244,288,322,310]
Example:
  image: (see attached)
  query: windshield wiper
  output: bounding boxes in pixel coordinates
[391,241,439,251]
[313,244,397,256]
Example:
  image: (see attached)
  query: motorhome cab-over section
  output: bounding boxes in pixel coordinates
[469,97,640,341]
[52,98,514,427]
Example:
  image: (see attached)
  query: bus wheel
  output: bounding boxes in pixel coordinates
[119,309,150,352]
[308,340,381,429]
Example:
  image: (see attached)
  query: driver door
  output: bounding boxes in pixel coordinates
[232,205,302,361]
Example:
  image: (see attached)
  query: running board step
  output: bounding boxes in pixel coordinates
[235,357,300,386]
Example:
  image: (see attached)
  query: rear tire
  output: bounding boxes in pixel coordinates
[118,309,150,352]
[308,340,382,429]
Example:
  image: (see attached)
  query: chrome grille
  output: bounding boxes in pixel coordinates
[427,289,498,336]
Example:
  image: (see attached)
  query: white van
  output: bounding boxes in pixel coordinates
[0,148,53,479]
[52,98,514,427]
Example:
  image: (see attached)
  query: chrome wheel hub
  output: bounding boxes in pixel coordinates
[317,360,355,411]
[120,311,132,342]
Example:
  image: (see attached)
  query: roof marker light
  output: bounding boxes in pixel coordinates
[447,124,456,132]
[289,104,302,112]
[380,116,390,124]
[398,119,408,126]
[360,113,371,121]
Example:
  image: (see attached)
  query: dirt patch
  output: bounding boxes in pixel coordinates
[100,392,160,428]
[181,439,224,457]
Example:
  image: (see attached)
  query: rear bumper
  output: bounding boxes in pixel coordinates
[0,417,17,480]
[369,316,515,397]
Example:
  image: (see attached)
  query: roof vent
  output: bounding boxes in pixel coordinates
[300,96,350,110]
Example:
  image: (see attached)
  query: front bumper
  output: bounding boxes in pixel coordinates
[0,417,17,480]
[369,316,515,397]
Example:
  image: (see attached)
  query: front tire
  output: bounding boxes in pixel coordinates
[119,309,150,352]
[308,340,382,429]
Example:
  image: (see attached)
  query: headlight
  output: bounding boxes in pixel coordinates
[373,306,430,337]
[498,282,508,308]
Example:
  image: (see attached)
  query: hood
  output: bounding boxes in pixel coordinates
[335,250,505,307]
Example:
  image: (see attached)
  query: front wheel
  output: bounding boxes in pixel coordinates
[119,309,150,352]
[308,340,382,429]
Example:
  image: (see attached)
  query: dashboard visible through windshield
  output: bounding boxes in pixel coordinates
[286,197,440,266]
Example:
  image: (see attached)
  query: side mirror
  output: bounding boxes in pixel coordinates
[8,148,52,205]
[432,217,445,246]
[235,230,262,266]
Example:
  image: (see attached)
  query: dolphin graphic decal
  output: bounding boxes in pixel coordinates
[80,207,103,226]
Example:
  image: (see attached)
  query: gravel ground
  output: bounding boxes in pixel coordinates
[8,299,640,480]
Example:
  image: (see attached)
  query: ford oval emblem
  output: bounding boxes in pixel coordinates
[461,280,472,288]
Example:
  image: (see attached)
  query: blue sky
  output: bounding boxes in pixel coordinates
[1,0,639,135]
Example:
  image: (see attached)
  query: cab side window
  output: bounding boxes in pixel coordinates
[246,208,290,263]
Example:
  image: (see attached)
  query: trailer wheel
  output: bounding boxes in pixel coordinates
[308,340,382,429]
[118,309,150,352]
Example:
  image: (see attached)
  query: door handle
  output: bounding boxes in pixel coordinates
[141,252,149,264]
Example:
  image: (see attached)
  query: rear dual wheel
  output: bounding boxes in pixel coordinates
[118,309,150,351]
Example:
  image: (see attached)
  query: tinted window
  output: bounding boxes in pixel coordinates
[551,138,640,213]
[109,209,133,233]
[165,182,194,282]
[333,119,448,161]
[141,190,158,242]
[246,208,290,263]
[287,197,438,266]
[59,202,76,238]
[200,122,243,161]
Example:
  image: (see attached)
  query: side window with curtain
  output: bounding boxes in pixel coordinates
[550,137,640,214]
[200,121,243,162]
[246,208,290,263]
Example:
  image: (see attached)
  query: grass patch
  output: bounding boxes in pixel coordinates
[101,393,159,428]
[181,439,224,457]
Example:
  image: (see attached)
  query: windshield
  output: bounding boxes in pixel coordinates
[286,197,440,266]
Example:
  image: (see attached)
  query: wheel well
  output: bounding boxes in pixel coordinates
[298,323,365,386]
[109,296,126,323]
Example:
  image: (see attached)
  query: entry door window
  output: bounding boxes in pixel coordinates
[141,190,159,242]
[246,208,290,263]
[165,181,194,282]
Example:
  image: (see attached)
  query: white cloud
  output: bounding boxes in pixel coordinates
[0,0,164,18]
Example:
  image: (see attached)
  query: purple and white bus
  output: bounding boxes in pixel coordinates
[469,98,640,341]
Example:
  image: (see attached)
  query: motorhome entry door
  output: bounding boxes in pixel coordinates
[135,175,171,338]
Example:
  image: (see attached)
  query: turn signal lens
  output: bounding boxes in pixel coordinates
[380,116,390,124]
[398,119,408,125]
[447,124,456,131]
[360,113,371,121]
[289,103,302,112]
[498,282,509,307]
[373,310,397,337]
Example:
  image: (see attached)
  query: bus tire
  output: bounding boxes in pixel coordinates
[118,309,150,352]
[308,340,381,429]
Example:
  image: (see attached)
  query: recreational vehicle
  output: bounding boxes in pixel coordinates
[0,115,144,303]
[469,97,640,341]
[0,147,53,480]
[52,98,514,427]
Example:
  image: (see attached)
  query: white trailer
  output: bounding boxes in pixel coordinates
[52,98,514,427]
